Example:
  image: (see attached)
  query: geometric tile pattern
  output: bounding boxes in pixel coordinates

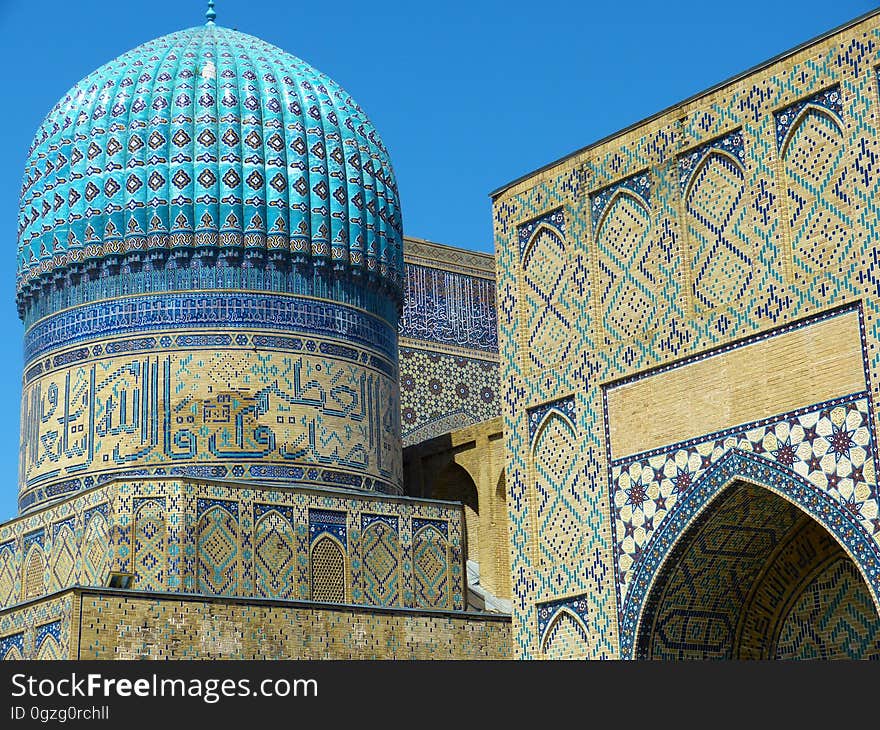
[0,477,466,612]
[774,556,880,659]
[81,505,109,586]
[413,522,450,609]
[622,448,880,658]
[681,131,752,312]
[492,13,880,658]
[539,609,590,659]
[398,238,500,448]
[399,346,499,446]
[531,410,583,570]
[521,214,572,371]
[197,503,240,596]
[34,621,62,660]
[50,521,76,590]
[310,536,346,603]
[537,593,590,657]
[612,392,876,614]
[133,498,166,591]
[780,101,851,305]
[0,592,73,659]
[593,174,661,343]
[640,482,803,659]
[17,25,403,317]
[361,518,400,607]
[254,506,297,599]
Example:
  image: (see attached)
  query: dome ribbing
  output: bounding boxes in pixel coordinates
[17,24,403,317]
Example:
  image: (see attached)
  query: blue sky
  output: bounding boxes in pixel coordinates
[0,0,873,519]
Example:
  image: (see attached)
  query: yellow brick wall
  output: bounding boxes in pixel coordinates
[0,588,511,660]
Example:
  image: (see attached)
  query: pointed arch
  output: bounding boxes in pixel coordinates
[521,222,565,267]
[413,524,450,608]
[254,509,297,599]
[594,189,659,343]
[684,149,752,311]
[779,103,844,159]
[50,523,76,590]
[540,608,590,659]
[35,635,62,660]
[197,504,240,596]
[133,498,166,590]
[431,461,479,563]
[361,520,400,607]
[625,449,880,658]
[530,411,581,569]
[0,543,16,607]
[22,546,46,601]
[594,187,649,235]
[81,509,109,586]
[310,534,346,603]
[780,105,851,298]
[520,222,571,371]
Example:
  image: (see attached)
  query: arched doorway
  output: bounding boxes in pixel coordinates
[636,479,880,659]
[431,462,480,563]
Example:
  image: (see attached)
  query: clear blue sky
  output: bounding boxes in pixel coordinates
[0,0,872,520]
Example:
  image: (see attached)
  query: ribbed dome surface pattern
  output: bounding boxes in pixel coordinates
[17,24,403,316]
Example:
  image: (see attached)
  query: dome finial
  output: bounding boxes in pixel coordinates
[206,0,216,24]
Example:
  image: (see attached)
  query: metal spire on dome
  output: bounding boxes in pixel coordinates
[206,0,216,24]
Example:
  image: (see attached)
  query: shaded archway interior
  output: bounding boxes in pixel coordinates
[431,461,480,562]
[637,481,880,659]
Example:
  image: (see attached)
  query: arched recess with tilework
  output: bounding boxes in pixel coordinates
[520,223,572,372]
[413,524,451,609]
[310,534,347,603]
[34,634,61,660]
[50,524,76,590]
[133,499,167,591]
[540,608,590,659]
[430,462,480,564]
[780,105,852,304]
[2,644,22,660]
[360,520,400,607]
[683,150,752,313]
[530,410,581,570]
[197,505,240,596]
[21,546,46,601]
[254,509,298,600]
[594,190,660,344]
[631,452,880,659]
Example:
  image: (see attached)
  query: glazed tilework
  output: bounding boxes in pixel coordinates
[774,556,880,658]
[19,297,401,511]
[0,587,510,660]
[17,25,403,318]
[0,593,74,660]
[640,485,880,659]
[611,391,876,608]
[0,477,466,611]
[536,593,590,656]
[492,11,880,658]
[399,238,500,447]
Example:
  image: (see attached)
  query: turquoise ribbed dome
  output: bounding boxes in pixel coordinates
[17,24,403,317]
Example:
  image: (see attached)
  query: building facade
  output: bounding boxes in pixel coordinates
[6,6,880,661]
[0,16,511,660]
[492,10,880,658]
